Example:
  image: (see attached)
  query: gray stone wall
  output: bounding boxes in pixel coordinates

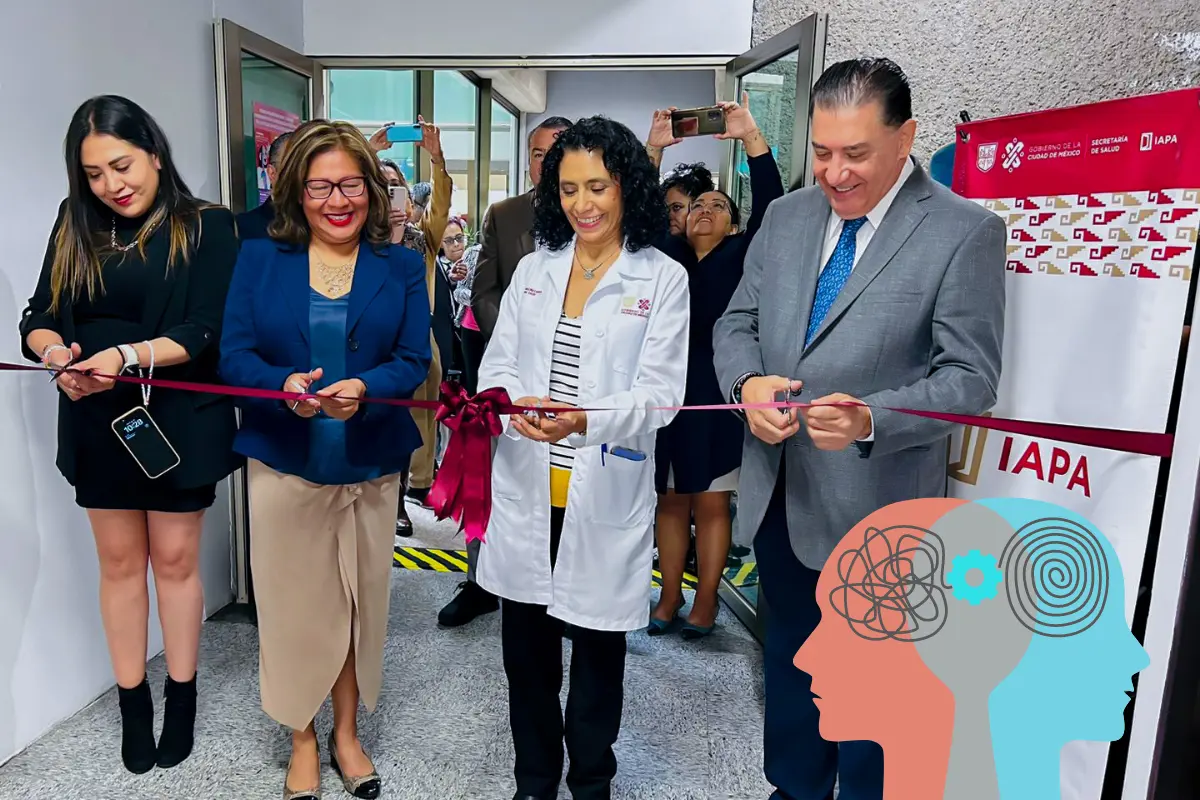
[752,0,1200,163]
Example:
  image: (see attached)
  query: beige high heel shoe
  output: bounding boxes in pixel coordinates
[283,738,322,800]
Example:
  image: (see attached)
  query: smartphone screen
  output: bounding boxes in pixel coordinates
[111,406,181,479]
[385,124,424,143]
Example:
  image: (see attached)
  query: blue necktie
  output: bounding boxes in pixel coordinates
[805,217,867,346]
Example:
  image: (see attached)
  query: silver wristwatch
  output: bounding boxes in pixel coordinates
[116,344,139,373]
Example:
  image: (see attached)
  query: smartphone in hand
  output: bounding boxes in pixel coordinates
[385,123,424,143]
[671,106,727,138]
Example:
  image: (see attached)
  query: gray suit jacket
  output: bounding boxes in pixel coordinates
[713,159,1007,570]
[470,190,536,338]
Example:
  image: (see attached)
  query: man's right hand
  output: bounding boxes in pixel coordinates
[742,376,803,445]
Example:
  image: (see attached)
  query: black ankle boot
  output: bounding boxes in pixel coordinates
[155,674,197,768]
[117,679,157,774]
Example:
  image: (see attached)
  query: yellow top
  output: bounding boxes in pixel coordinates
[550,466,570,508]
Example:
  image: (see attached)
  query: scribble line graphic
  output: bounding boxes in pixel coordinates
[829,526,948,642]
[831,517,1107,641]
[1000,517,1108,637]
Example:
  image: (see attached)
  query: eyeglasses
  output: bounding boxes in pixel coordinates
[305,177,366,200]
[690,198,730,214]
[443,234,467,246]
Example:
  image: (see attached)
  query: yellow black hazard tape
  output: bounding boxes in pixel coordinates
[394,546,758,589]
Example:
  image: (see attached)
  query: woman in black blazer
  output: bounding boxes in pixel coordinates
[647,97,785,638]
[19,95,241,775]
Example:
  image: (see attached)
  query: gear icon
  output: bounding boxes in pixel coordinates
[947,549,1003,606]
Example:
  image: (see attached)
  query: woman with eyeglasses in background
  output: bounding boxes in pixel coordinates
[645,95,785,639]
[19,94,242,775]
[220,119,432,800]
[372,123,451,517]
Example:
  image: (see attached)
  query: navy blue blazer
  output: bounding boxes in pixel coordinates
[219,237,433,477]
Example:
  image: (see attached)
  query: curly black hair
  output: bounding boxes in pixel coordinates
[533,116,668,253]
[662,162,715,203]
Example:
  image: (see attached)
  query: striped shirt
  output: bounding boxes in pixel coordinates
[549,314,582,476]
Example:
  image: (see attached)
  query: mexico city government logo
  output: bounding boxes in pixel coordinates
[796,497,1148,799]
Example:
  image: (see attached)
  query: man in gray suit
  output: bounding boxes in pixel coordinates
[713,58,1005,799]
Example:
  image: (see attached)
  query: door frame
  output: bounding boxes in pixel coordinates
[214,19,324,608]
[712,14,828,645]
[214,19,325,214]
[718,13,828,198]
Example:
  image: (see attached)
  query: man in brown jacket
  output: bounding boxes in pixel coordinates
[435,116,572,628]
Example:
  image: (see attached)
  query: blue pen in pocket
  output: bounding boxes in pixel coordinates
[601,444,646,465]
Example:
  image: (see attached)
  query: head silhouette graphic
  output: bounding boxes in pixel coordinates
[794,497,1148,800]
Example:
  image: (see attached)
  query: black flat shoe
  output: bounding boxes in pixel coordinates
[328,731,381,799]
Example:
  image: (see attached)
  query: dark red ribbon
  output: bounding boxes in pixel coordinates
[11,360,1175,544]
[426,383,510,544]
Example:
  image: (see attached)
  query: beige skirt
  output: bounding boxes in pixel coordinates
[247,458,401,730]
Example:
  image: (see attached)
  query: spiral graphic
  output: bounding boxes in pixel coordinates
[1000,517,1108,638]
[830,525,948,642]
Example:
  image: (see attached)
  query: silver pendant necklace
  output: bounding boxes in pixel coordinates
[576,246,619,280]
[110,217,140,253]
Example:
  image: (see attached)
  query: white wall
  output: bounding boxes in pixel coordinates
[303,0,753,57]
[0,0,302,766]
[528,70,725,187]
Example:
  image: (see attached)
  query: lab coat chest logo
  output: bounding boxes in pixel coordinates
[524,287,542,297]
[620,295,652,319]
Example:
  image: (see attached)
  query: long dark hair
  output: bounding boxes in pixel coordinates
[52,95,207,312]
[533,116,668,253]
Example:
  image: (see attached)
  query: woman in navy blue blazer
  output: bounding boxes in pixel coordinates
[219,119,431,800]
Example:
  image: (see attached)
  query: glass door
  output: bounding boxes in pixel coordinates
[215,20,324,215]
[214,19,324,610]
[714,14,828,642]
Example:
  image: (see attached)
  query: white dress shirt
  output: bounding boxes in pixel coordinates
[818,156,915,442]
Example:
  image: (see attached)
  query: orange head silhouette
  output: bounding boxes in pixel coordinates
[795,497,962,799]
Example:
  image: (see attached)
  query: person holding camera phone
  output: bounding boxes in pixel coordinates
[373,119,451,531]
[220,120,432,800]
[642,95,785,639]
[19,95,242,776]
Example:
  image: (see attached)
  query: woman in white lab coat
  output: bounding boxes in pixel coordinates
[475,116,690,800]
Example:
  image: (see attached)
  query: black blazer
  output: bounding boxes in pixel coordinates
[19,201,244,489]
[235,200,275,241]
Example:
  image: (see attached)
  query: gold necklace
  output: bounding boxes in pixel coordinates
[313,252,357,298]
[574,245,620,280]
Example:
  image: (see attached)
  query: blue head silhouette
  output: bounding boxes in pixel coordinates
[983,497,1149,799]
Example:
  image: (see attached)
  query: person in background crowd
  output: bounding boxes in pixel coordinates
[237,130,294,240]
[475,116,690,800]
[219,119,432,800]
[450,242,484,395]
[19,94,242,775]
[470,116,573,339]
[439,115,572,629]
[646,95,785,639]
[659,161,715,237]
[410,181,432,225]
[433,215,468,385]
[371,123,450,516]
[713,58,1006,800]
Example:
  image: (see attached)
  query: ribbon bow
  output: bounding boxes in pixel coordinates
[426,382,511,544]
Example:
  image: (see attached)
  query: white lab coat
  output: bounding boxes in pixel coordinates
[475,239,690,632]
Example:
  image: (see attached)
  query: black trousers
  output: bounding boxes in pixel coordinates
[501,506,628,800]
[460,325,486,396]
